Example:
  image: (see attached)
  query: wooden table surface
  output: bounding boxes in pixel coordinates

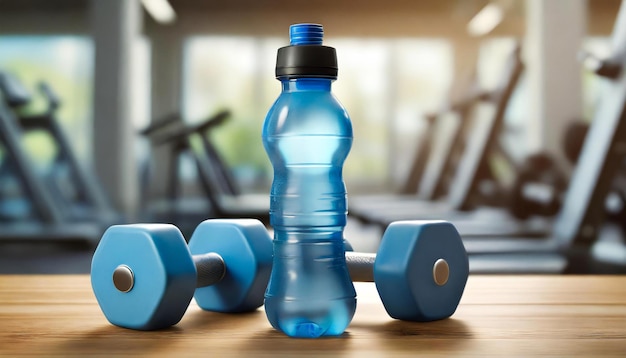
[0,275,625,357]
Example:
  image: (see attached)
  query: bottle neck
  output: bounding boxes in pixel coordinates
[280,78,332,92]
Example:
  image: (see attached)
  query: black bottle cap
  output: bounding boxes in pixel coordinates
[275,45,338,79]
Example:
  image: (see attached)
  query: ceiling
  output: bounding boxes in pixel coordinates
[0,0,620,36]
[0,0,618,17]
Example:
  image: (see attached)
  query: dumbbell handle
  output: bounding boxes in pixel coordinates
[110,230,365,292]
[193,253,226,288]
[193,250,446,289]
[112,253,226,293]
[195,250,444,285]
[195,252,376,287]
[345,251,451,287]
[345,252,375,282]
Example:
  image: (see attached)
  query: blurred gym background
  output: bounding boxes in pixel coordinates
[0,0,625,274]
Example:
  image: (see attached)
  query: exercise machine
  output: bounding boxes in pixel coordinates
[139,110,269,232]
[349,44,553,237]
[0,73,104,243]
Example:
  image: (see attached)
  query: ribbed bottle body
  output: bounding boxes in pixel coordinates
[262,79,356,338]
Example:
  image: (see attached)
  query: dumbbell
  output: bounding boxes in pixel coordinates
[91,219,273,330]
[509,153,567,219]
[346,220,469,321]
[92,219,468,330]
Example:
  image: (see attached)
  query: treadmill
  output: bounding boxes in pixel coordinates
[349,44,553,237]
[347,96,476,212]
[399,68,479,196]
[140,110,270,231]
[424,2,626,273]
[467,37,626,270]
[0,76,103,243]
[1,75,120,228]
[348,73,479,205]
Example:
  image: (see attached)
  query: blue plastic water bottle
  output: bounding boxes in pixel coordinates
[262,23,356,338]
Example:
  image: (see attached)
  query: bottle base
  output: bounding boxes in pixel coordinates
[265,297,356,338]
[273,317,349,338]
[294,322,324,338]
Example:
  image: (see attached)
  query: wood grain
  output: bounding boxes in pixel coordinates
[0,275,625,357]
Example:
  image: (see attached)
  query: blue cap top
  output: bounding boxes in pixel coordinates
[290,23,324,45]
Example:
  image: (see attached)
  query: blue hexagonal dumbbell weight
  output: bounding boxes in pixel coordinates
[91,219,273,330]
[346,220,469,321]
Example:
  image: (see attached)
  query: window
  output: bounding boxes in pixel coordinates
[184,36,269,191]
[132,37,153,171]
[391,39,454,188]
[183,36,454,193]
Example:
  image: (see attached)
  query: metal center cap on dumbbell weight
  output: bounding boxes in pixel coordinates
[113,265,134,293]
[433,259,449,286]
